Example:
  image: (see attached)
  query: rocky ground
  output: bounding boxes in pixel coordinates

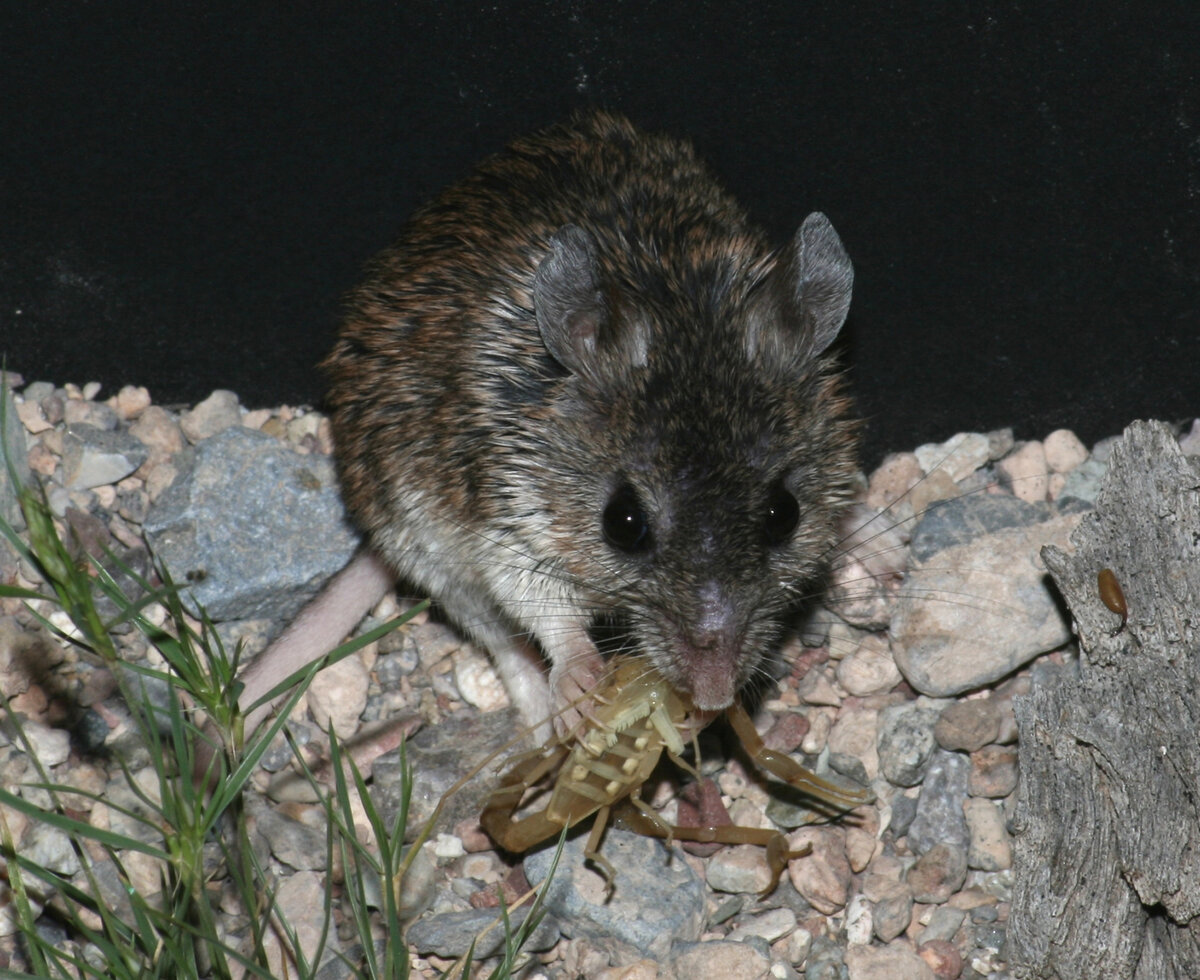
[1,371,1197,980]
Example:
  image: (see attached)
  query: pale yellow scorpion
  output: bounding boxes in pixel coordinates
[481,657,873,895]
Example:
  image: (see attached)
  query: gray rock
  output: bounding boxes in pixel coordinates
[1058,457,1107,503]
[405,906,560,959]
[934,699,1001,752]
[524,827,705,959]
[917,905,967,944]
[906,750,970,855]
[143,426,359,621]
[908,493,1051,563]
[804,935,848,980]
[61,423,149,490]
[373,706,521,840]
[890,514,1079,697]
[254,804,327,872]
[906,843,968,904]
[877,700,943,787]
[671,939,773,980]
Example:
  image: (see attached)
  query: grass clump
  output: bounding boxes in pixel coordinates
[0,389,552,979]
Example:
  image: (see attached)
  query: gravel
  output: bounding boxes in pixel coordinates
[1,375,1195,979]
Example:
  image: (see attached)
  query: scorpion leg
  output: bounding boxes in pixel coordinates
[613,796,811,897]
[583,804,617,892]
[480,744,572,852]
[727,699,874,811]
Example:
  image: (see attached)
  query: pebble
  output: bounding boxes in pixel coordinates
[906,844,968,904]
[18,719,71,768]
[962,799,1011,871]
[835,636,900,697]
[707,844,776,895]
[917,939,964,979]
[876,700,942,787]
[109,385,151,421]
[178,389,242,443]
[907,751,971,855]
[933,700,1000,753]
[1041,428,1087,473]
[143,426,359,621]
[786,827,851,914]
[861,874,914,943]
[967,745,1018,799]
[995,440,1048,503]
[671,940,772,980]
[525,828,705,959]
[405,906,560,959]
[306,653,369,739]
[844,943,937,980]
[890,514,1078,697]
[262,871,342,976]
[826,708,879,781]
[452,649,510,711]
[726,907,797,945]
[865,451,923,514]
[913,432,992,485]
[61,424,149,490]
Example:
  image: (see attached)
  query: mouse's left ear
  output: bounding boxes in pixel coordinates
[534,224,648,380]
[748,212,853,365]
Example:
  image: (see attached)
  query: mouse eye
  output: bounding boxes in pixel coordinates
[602,484,653,553]
[763,484,800,546]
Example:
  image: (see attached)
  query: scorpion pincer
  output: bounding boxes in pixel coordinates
[481,657,873,896]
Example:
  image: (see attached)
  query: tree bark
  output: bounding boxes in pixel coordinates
[1011,421,1200,979]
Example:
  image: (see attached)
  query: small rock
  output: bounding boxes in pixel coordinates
[179,389,241,443]
[890,514,1078,697]
[61,424,149,490]
[1058,456,1107,503]
[110,385,151,421]
[525,828,705,959]
[906,843,968,903]
[835,636,900,696]
[707,844,776,895]
[996,440,1048,503]
[826,708,878,781]
[844,943,936,980]
[452,650,510,711]
[306,654,370,739]
[129,405,185,456]
[255,805,327,872]
[726,906,797,944]
[862,874,913,942]
[917,939,964,980]
[671,940,772,980]
[16,399,52,435]
[63,398,118,430]
[25,822,81,876]
[18,720,71,767]
[405,904,552,958]
[797,668,842,707]
[763,712,811,754]
[1042,428,1088,473]
[967,744,1018,798]
[913,432,991,484]
[143,426,359,621]
[866,451,923,513]
[933,700,1000,752]
[905,492,1050,564]
[907,751,971,854]
[844,826,877,873]
[786,827,851,914]
[877,700,942,787]
[844,893,873,946]
[917,905,967,943]
[1178,418,1200,457]
[262,871,340,976]
[963,798,1011,871]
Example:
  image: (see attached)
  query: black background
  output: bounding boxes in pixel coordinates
[3,2,1197,468]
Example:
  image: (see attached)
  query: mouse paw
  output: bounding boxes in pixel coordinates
[548,652,606,737]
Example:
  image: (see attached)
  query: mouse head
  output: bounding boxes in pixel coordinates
[532,213,860,708]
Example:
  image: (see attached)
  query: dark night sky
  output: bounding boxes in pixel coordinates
[3,2,1197,467]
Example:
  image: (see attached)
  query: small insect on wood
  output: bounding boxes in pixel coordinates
[1097,567,1128,635]
[480,657,873,896]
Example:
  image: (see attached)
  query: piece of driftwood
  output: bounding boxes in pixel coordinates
[1011,421,1200,979]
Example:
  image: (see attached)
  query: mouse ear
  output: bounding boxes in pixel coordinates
[534,225,648,378]
[748,212,854,364]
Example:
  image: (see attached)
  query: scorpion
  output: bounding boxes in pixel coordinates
[480,656,874,896]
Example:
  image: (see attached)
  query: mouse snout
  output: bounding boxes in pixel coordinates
[673,583,743,710]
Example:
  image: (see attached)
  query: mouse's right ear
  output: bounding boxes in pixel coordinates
[534,225,648,379]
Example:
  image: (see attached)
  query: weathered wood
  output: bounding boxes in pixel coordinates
[1011,421,1200,979]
